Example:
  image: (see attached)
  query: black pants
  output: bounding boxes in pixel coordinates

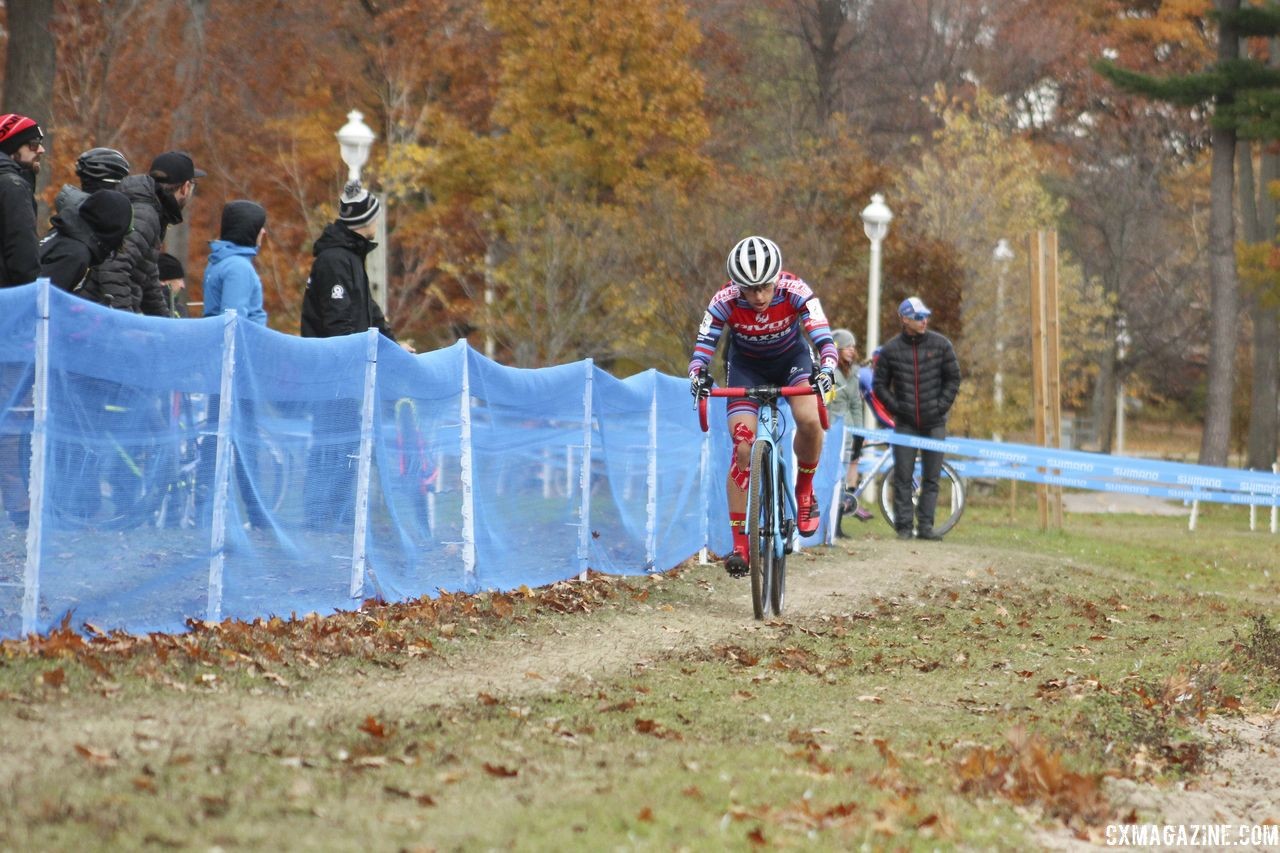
[891,424,946,534]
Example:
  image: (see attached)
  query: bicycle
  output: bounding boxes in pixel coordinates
[840,435,965,537]
[699,384,829,620]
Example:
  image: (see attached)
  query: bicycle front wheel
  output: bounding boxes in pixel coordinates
[746,440,774,621]
[878,459,966,536]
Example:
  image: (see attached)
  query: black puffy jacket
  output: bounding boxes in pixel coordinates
[300,222,396,340]
[39,213,102,292]
[872,328,961,430]
[86,174,181,314]
[0,153,39,287]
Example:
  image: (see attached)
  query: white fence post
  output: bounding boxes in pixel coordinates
[645,373,658,571]
[826,420,848,545]
[206,310,238,623]
[698,426,711,566]
[349,329,379,600]
[577,359,593,580]
[21,280,51,636]
[459,343,477,587]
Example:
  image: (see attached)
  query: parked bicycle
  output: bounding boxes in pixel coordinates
[700,384,829,620]
[840,435,965,537]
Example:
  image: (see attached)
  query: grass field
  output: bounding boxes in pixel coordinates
[1,493,1278,850]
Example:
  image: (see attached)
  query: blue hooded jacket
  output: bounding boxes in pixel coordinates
[203,200,268,325]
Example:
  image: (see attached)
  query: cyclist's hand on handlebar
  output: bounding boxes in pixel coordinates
[690,369,713,400]
[811,366,835,402]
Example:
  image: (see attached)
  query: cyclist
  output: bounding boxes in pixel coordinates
[689,235,837,577]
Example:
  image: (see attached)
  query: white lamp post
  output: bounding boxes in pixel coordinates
[860,194,892,428]
[336,110,388,312]
[992,238,1015,440]
[1115,315,1130,455]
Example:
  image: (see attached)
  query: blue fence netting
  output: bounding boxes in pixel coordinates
[0,281,844,639]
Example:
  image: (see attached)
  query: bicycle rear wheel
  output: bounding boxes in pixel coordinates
[746,440,774,621]
[878,459,965,536]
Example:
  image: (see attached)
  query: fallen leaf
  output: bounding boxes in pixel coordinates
[359,716,390,739]
[483,762,518,778]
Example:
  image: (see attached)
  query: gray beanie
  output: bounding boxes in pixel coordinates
[831,328,856,348]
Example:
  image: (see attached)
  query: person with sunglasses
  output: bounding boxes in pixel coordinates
[689,235,838,577]
[872,296,962,541]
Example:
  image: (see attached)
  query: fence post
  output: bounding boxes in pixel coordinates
[206,310,238,623]
[349,328,379,600]
[21,280,51,637]
[577,359,593,580]
[826,420,849,545]
[459,343,477,588]
[645,372,658,571]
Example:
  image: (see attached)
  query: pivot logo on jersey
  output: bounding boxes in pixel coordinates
[331,285,346,300]
[755,312,769,324]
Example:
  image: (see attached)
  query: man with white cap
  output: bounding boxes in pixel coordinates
[872,296,961,540]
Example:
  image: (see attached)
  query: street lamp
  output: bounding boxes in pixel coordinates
[1115,315,1130,455]
[336,109,388,312]
[992,238,1015,440]
[860,194,892,428]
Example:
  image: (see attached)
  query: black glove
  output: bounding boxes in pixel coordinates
[810,365,835,400]
[690,369,713,400]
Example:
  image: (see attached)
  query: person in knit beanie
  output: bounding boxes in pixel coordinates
[39,189,133,292]
[157,252,190,318]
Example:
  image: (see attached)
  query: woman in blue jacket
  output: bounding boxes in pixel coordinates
[203,200,267,324]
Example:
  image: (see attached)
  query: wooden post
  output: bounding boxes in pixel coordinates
[1045,230,1064,529]
[1028,233,1049,531]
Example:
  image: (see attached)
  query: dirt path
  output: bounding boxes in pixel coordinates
[3,536,1278,838]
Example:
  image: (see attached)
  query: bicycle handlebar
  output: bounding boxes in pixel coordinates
[698,384,830,433]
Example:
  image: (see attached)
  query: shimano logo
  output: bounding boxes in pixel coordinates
[1176,474,1223,489]
[979,449,1028,464]
[1113,467,1159,481]
[1046,458,1094,473]
[1103,482,1151,496]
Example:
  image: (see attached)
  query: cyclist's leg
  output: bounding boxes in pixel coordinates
[725,410,757,574]
[890,427,919,536]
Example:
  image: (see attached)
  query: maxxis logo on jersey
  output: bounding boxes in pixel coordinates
[698,311,713,337]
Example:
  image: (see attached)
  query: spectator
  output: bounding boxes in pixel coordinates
[202,200,267,324]
[0,114,43,529]
[0,114,44,287]
[196,200,269,530]
[156,252,189,318]
[100,150,204,315]
[300,180,407,345]
[300,182,412,533]
[39,189,133,292]
[49,147,136,308]
[829,328,873,534]
[873,297,962,541]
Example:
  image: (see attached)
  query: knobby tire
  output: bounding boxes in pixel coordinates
[746,440,773,621]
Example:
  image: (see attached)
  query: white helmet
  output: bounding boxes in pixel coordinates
[726,236,782,288]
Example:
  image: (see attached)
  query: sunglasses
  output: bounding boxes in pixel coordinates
[904,312,930,321]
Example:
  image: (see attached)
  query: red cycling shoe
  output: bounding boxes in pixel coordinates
[796,489,821,536]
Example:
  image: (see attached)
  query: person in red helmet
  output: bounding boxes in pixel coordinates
[0,114,45,287]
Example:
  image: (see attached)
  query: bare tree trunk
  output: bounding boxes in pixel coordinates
[3,0,56,226]
[1246,51,1280,471]
[1199,0,1241,467]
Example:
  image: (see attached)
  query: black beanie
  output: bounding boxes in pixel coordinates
[338,180,381,229]
[80,189,133,253]
[157,252,184,281]
[219,200,267,247]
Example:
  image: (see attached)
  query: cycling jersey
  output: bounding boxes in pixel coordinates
[687,272,837,376]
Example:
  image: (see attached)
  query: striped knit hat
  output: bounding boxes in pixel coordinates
[339,180,381,228]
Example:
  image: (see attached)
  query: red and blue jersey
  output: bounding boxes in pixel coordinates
[687,272,837,376]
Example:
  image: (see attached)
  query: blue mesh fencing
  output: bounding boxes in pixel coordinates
[0,282,842,638]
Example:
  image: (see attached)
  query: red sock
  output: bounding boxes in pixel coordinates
[795,459,819,496]
[729,512,747,556]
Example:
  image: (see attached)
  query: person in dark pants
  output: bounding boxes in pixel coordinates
[0,115,46,529]
[873,296,961,541]
[300,182,413,532]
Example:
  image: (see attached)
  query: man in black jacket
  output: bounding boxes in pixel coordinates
[873,296,962,541]
[0,114,45,528]
[300,180,401,342]
[299,181,412,532]
[93,150,203,315]
[0,114,44,288]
